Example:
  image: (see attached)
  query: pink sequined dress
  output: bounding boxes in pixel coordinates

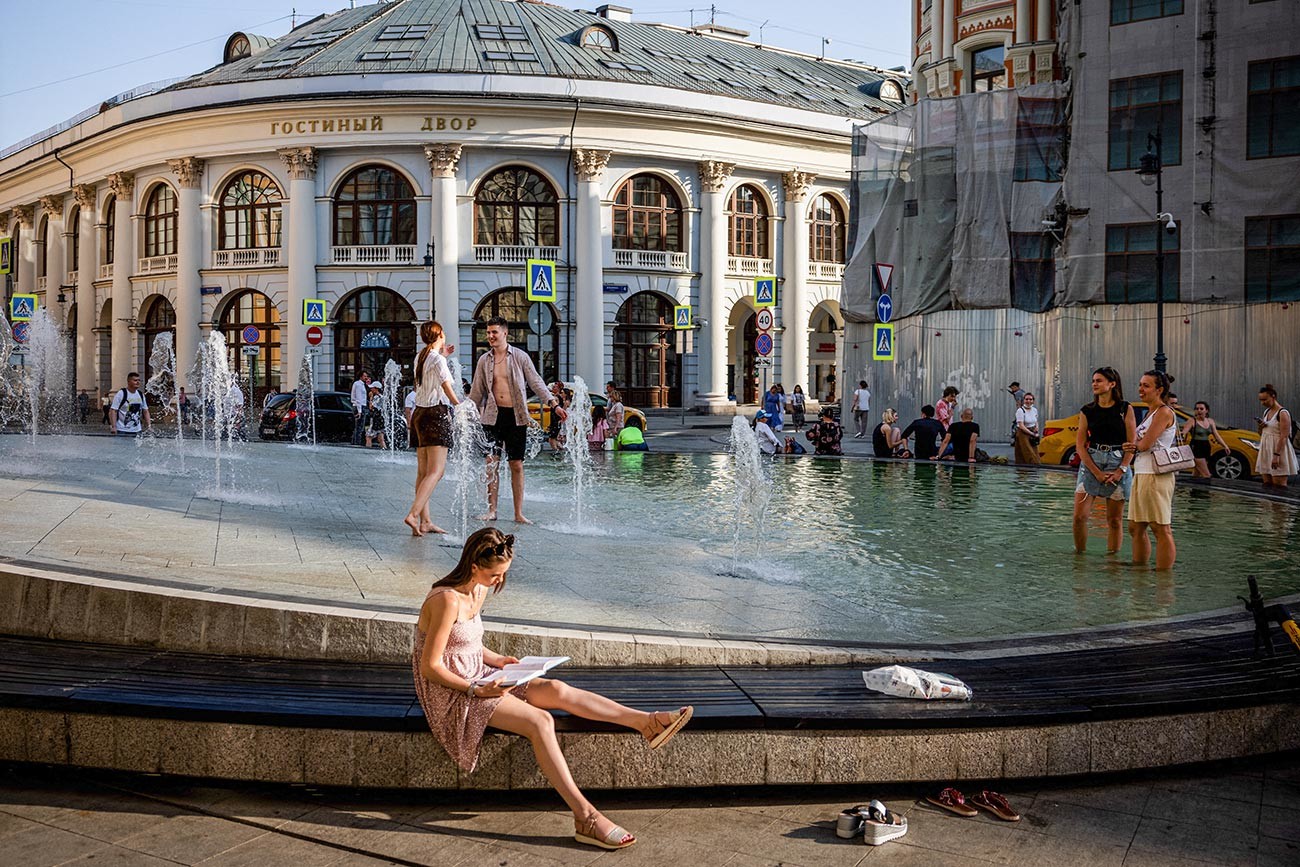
[411,587,531,773]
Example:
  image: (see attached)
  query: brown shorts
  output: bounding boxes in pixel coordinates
[411,405,453,449]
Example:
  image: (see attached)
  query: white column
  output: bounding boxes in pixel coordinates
[574,148,611,389]
[278,147,319,385]
[781,172,814,396]
[168,158,204,388]
[39,195,65,303]
[935,0,948,61]
[74,185,97,392]
[1036,0,1051,42]
[424,143,462,329]
[13,206,36,296]
[697,160,735,411]
[107,173,135,388]
[1015,0,1031,44]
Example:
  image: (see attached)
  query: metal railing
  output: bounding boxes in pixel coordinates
[727,256,775,277]
[612,249,689,271]
[213,248,281,269]
[472,245,560,265]
[137,254,179,275]
[330,245,416,265]
[808,261,845,281]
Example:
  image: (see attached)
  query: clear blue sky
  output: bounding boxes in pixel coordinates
[0,0,911,148]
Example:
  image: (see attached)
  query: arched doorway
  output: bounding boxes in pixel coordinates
[727,303,758,405]
[218,290,281,405]
[809,302,843,404]
[96,300,112,398]
[140,296,176,391]
[472,288,559,384]
[612,292,681,408]
[333,287,417,391]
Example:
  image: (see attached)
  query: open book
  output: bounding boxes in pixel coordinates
[473,656,569,688]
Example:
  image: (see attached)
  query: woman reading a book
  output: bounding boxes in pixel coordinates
[413,528,693,850]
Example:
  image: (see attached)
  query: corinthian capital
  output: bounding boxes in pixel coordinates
[167,157,206,189]
[74,184,98,210]
[39,195,64,219]
[423,143,462,179]
[13,204,34,228]
[698,160,736,193]
[574,148,612,183]
[782,170,816,202]
[107,172,135,199]
[278,147,319,181]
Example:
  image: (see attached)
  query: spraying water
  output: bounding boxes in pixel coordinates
[727,416,774,570]
[0,313,19,429]
[144,332,183,470]
[371,358,403,460]
[15,308,72,442]
[293,353,316,446]
[189,331,237,494]
[560,376,595,528]
[447,400,489,540]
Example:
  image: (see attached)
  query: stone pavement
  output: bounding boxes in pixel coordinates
[2,755,1297,866]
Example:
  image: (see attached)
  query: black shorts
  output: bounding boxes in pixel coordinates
[484,414,528,462]
[411,405,453,449]
[1191,440,1212,461]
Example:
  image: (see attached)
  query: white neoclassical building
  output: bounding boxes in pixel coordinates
[0,0,904,411]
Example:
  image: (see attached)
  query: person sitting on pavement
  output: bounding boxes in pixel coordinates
[614,415,649,451]
[872,408,905,458]
[806,407,844,456]
[900,405,945,461]
[935,408,981,463]
[754,410,781,455]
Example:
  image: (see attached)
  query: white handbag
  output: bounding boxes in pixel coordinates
[1151,444,1195,473]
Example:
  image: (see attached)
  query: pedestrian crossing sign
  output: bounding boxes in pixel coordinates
[9,293,37,322]
[872,323,895,361]
[673,305,692,330]
[0,236,12,275]
[302,298,327,326]
[527,259,557,302]
[754,276,776,308]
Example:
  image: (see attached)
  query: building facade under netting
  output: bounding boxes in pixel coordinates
[844,0,1299,440]
[0,0,908,412]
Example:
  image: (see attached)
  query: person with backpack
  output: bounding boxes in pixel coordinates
[108,372,151,437]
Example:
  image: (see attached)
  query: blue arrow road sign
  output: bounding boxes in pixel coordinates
[877,293,893,324]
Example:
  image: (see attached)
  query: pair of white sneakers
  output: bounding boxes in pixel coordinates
[835,800,908,845]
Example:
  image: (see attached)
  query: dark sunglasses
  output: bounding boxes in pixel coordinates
[488,535,515,556]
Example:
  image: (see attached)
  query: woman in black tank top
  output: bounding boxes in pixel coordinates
[1071,367,1137,556]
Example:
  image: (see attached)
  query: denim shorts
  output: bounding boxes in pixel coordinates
[1076,446,1132,501]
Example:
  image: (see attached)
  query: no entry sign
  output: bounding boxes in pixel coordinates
[306,325,324,346]
[241,325,261,345]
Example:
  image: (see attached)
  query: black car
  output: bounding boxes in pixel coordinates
[259,391,355,442]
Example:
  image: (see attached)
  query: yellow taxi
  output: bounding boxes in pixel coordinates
[527,386,648,432]
[1037,404,1261,479]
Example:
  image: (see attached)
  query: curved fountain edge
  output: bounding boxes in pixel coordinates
[3,559,1292,666]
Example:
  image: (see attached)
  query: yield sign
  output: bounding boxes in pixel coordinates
[873,262,894,294]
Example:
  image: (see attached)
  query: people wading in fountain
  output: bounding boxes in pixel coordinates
[108,372,151,437]
[587,405,611,452]
[900,405,944,461]
[350,370,371,446]
[606,388,625,435]
[413,529,692,851]
[614,415,649,451]
[405,321,460,536]
[1181,401,1228,479]
[1256,384,1297,488]
[468,316,565,523]
[1072,367,1136,556]
[365,381,388,450]
[545,381,568,454]
[1126,370,1179,570]
[1013,393,1042,465]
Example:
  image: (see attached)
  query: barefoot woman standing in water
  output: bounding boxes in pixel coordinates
[413,529,693,850]
[404,321,459,536]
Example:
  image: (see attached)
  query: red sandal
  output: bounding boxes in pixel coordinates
[925,787,978,817]
[970,790,1020,822]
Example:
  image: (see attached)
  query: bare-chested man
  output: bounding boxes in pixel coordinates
[468,316,566,523]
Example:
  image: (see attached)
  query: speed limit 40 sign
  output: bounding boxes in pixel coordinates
[755,308,774,332]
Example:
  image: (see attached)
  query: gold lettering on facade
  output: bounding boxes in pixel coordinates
[265,116,477,135]
[322,120,334,132]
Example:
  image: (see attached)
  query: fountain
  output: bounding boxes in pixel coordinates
[8,308,73,442]
[727,415,774,570]
[560,376,595,528]
[377,358,403,460]
[144,332,183,468]
[189,330,237,494]
[447,400,489,540]
[293,354,316,446]
[0,313,19,430]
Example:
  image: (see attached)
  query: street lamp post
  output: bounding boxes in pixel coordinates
[1136,131,1170,374]
[421,240,436,321]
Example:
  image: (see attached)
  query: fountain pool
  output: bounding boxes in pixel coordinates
[0,435,1295,644]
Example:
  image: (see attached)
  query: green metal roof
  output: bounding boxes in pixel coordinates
[172,0,904,120]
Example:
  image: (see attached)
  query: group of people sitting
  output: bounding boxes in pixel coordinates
[546,381,649,453]
[871,391,983,463]
[754,406,844,456]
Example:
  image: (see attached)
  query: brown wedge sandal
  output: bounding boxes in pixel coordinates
[575,813,636,850]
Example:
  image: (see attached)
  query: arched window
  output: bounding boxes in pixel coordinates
[67,205,81,272]
[103,195,115,266]
[728,185,769,258]
[581,27,616,50]
[144,185,178,257]
[472,288,558,383]
[333,287,418,391]
[141,297,176,386]
[333,165,416,247]
[613,175,683,252]
[219,290,281,397]
[38,215,49,278]
[474,167,559,247]
[809,195,846,263]
[612,292,681,408]
[219,171,282,249]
